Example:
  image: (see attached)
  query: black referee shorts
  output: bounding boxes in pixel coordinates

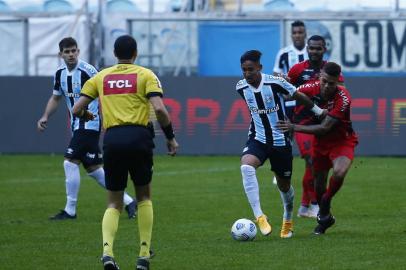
[103,125,155,191]
[242,138,293,179]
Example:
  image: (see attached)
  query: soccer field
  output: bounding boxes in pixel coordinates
[0,155,405,270]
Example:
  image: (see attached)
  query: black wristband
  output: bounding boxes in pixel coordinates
[161,123,175,140]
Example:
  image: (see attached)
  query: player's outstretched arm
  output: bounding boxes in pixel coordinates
[277,115,338,136]
[149,96,179,156]
[72,95,95,121]
[37,95,62,132]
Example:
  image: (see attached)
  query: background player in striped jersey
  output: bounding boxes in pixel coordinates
[237,50,324,238]
[278,62,358,235]
[271,20,307,185]
[37,37,136,220]
[288,35,344,218]
[273,20,307,77]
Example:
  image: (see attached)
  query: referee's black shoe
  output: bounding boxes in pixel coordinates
[136,257,150,270]
[101,255,120,270]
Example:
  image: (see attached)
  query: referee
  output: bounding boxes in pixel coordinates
[73,35,178,270]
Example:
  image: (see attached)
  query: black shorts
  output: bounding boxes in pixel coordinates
[64,129,103,167]
[242,138,293,178]
[103,125,155,191]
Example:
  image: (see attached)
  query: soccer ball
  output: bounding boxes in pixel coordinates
[231,218,257,241]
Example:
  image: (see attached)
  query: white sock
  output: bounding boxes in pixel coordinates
[123,193,134,206]
[88,167,134,206]
[279,185,294,221]
[88,167,106,187]
[241,165,263,219]
[63,160,81,216]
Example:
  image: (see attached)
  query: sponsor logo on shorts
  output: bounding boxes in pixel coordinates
[242,147,249,153]
[86,152,95,159]
[66,148,74,154]
[284,171,292,177]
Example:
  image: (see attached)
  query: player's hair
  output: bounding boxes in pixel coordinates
[307,35,326,46]
[291,20,305,29]
[114,35,137,60]
[323,62,341,77]
[240,50,262,64]
[59,37,77,52]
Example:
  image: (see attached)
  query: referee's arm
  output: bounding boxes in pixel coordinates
[149,96,179,156]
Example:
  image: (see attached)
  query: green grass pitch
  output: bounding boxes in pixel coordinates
[0,155,405,269]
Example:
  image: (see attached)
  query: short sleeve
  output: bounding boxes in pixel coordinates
[287,64,300,85]
[81,76,99,99]
[272,76,297,96]
[273,49,283,74]
[328,89,351,120]
[145,70,163,98]
[52,70,62,96]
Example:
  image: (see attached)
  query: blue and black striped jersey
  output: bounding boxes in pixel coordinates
[53,60,101,133]
[236,74,297,146]
[273,44,308,75]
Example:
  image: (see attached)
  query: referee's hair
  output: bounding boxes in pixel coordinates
[114,35,138,60]
[291,20,305,28]
[323,62,341,77]
[59,37,77,52]
[240,50,262,64]
[308,35,326,46]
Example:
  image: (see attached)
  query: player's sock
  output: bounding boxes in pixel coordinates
[301,166,313,206]
[279,185,294,221]
[241,165,263,218]
[102,208,120,257]
[138,200,153,258]
[63,160,80,216]
[325,176,344,199]
[88,167,106,187]
[123,193,134,206]
[321,176,344,215]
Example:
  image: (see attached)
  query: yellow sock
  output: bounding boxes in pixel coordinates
[102,208,120,257]
[138,200,153,257]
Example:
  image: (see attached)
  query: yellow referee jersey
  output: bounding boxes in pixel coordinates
[81,64,163,129]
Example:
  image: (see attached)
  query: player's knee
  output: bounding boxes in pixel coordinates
[333,167,348,180]
[241,164,255,177]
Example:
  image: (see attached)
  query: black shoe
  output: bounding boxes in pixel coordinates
[149,249,155,259]
[49,210,76,220]
[101,255,120,270]
[125,200,137,219]
[314,214,335,235]
[136,257,150,270]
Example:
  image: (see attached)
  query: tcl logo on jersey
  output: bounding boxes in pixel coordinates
[103,74,137,95]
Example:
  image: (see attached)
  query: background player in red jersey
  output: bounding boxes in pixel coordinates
[287,35,344,218]
[278,62,358,235]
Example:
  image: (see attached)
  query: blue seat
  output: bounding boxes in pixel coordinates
[106,0,139,13]
[264,0,294,11]
[43,0,74,12]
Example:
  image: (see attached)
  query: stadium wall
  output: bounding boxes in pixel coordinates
[1,76,405,156]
